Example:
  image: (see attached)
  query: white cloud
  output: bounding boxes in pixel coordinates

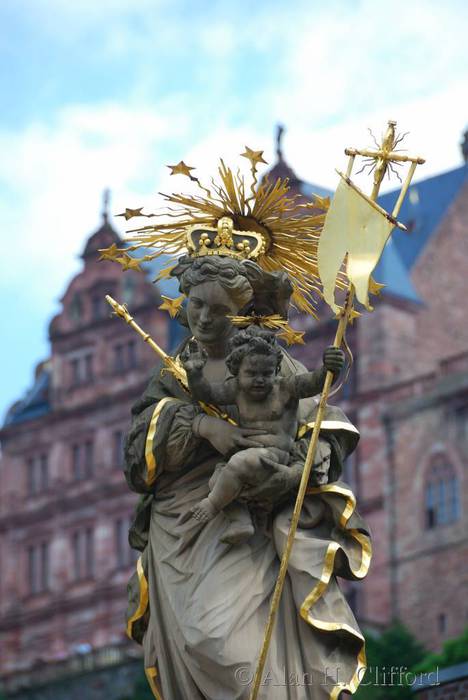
[0,101,192,309]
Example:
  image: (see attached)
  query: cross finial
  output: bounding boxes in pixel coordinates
[102,189,110,223]
[276,124,285,161]
[461,128,468,163]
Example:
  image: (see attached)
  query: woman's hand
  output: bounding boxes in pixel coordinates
[243,458,302,505]
[196,416,267,456]
[242,438,332,505]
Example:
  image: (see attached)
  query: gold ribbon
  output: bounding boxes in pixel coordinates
[297,419,360,440]
[145,666,164,700]
[145,397,179,485]
[300,483,372,698]
[126,555,149,640]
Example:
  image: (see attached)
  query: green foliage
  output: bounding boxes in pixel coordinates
[119,669,154,700]
[414,627,468,673]
[355,622,426,700]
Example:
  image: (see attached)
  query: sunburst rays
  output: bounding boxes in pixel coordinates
[99,149,346,316]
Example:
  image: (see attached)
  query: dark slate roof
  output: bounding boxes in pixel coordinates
[373,238,421,304]
[378,165,467,270]
[4,364,51,427]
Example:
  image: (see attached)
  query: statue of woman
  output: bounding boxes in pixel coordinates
[124,255,371,700]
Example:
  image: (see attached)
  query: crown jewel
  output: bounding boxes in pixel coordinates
[187,217,265,261]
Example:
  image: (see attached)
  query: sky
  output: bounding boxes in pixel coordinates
[0,0,467,421]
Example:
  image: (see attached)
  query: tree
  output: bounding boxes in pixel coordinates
[414,627,468,673]
[355,622,426,699]
[119,669,154,700]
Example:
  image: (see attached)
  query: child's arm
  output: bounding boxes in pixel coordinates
[181,341,236,405]
[283,346,344,399]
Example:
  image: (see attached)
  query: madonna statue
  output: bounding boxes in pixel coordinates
[101,152,372,699]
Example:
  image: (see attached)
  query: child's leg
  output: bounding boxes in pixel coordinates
[190,448,269,523]
[220,502,255,545]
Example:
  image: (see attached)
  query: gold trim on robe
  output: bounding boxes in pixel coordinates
[145,666,164,700]
[145,397,179,486]
[297,419,360,440]
[300,483,372,698]
[126,556,149,640]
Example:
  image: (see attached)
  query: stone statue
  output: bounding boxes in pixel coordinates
[100,149,375,699]
[121,256,370,700]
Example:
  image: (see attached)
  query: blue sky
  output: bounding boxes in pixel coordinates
[1,0,467,421]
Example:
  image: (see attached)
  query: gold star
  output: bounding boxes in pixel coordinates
[116,254,142,272]
[116,207,144,221]
[159,294,185,318]
[312,194,330,210]
[277,327,305,346]
[124,257,142,272]
[240,146,267,166]
[369,277,386,296]
[167,161,196,178]
[155,265,176,281]
[98,243,121,261]
[347,308,362,325]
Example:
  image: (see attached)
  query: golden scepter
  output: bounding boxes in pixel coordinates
[106,295,188,384]
[105,295,235,424]
[249,121,425,700]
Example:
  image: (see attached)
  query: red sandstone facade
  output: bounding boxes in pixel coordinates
[0,214,168,677]
[0,154,467,686]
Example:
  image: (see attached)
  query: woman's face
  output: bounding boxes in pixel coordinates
[186,281,240,348]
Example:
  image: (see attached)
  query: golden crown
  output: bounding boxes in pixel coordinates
[187,217,266,261]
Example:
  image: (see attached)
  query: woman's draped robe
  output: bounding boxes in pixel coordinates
[124,347,372,700]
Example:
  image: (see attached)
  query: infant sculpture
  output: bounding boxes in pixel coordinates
[181,328,344,545]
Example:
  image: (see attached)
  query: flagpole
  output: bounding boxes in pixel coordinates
[248,120,421,700]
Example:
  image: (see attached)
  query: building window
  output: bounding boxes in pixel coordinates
[425,456,460,529]
[91,294,103,320]
[113,430,125,468]
[113,341,138,373]
[71,440,94,480]
[455,404,468,443]
[70,353,94,386]
[115,517,138,569]
[72,528,94,581]
[27,541,49,594]
[438,612,447,635]
[69,293,83,323]
[27,454,49,496]
[113,344,125,372]
[127,340,137,369]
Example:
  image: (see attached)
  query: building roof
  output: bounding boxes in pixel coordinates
[378,165,467,270]
[373,238,421,304]
[4,362,51,427]
[81,217,122,259]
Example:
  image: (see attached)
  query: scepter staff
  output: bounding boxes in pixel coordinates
[249,121,425,700]
[106,295,188,385]
[105,295,235,424]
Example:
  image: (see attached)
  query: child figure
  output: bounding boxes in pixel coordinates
[181,327,344,544]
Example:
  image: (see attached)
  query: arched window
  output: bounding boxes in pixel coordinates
[425,456,460,529]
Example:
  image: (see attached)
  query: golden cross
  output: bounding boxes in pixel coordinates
[344,120,425,212]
